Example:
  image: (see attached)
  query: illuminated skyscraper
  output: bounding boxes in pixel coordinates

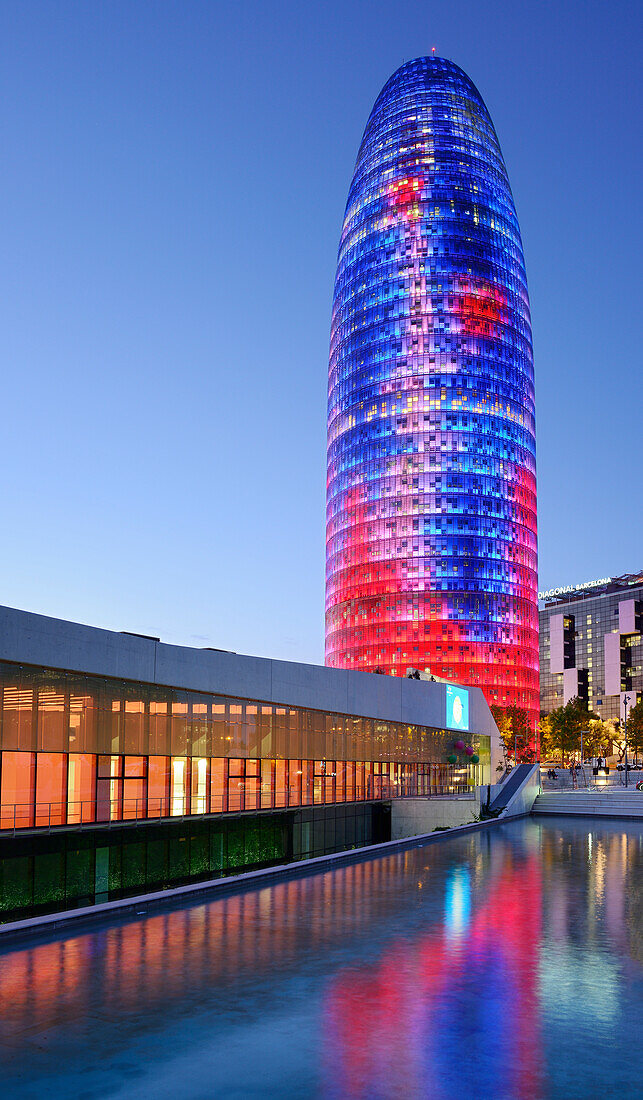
[325,57,538,726]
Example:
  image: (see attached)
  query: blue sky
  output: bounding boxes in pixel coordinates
[0,0,641,663]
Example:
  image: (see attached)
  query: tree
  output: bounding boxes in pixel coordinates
[626,699,643,764]
[490,704,513,765]
[539,712,554,761]
[547,696,597,766]
[584,718,614,760]
[506,704,535,762]
[490,704,534,764]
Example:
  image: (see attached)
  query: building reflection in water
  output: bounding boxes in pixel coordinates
[0,820,641,1098]
[323,845,543,1100]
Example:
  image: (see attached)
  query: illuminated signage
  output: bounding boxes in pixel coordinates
[446,685,469,732]
[538,577,611,600]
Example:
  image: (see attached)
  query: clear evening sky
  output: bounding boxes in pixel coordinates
[0,0,641,663]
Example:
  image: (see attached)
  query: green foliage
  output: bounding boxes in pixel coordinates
[490,703,534,763]
[547,696,597,765]
[584,718,615,759]
[539,712,554,760]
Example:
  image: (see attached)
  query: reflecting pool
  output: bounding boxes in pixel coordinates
[0,817,642,1098]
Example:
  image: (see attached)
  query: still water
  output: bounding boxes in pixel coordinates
[0,817,642,1099]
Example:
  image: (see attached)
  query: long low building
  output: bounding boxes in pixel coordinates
[0,604,501,920]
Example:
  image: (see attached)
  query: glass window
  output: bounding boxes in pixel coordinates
[261,759,274,809]
[191,757,209,815]
[171,702,188,755]
[245,705,259,756]
[243,761,261,812]
[2,684,34,750]
[259,706,273,757]
[96,755,121,821]
[228,758,244,812]
[289,761,302,806]
[123,775,146,820]
[123,700,145,753]
[148,756,169,818]
[324,762,335,804]
[336,761,346,802]
[69,692,95,752]
[35,753,66,826]
[37,690,66,751]
[1,751,35,828]
[98,754,121,778]
[228,705,243,755]
[171,757,187,816]
[109,700,122,753]
[67,753,95,824]
[345,761,356,802]
[313,761,325,804]
[190,703,208,756]
[124,756,145,777]
[302,760,314,805]
[149,701,169,755]
[210,758,227,813]
[211,704,227,756]
[275,760,287,807]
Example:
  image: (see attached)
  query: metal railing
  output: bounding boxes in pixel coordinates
[0,771,478,835]
[541,766,643,792]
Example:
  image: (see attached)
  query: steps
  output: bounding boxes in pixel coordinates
[532,790,643,818]
[488,763,537,814]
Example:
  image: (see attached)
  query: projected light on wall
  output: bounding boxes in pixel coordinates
[446,685,469,732]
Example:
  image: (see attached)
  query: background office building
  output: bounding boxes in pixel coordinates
[539,572,643,720]
[325,56,538,731]
[0,605,498,921]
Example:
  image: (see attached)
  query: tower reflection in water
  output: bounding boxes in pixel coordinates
[0,835,541,1096]
[323,847,542,1100]
[0,821,640,1098]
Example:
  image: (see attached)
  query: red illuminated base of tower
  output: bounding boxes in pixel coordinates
[326,590,539,746]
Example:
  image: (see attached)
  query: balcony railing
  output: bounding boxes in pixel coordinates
[0,769,478,835]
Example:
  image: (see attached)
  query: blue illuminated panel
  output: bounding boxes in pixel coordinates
[446,684,469,732]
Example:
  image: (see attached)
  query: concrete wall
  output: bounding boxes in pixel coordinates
[0,605,501,756]
[549,613,565,674]
[391,795,483,839]
[563,666,579,705]
[487,765,540,818]
[371,765,542,842]
[604,631,622,697]
[503,765,540,817]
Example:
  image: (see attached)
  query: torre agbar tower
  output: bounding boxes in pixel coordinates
[325,57,538,728]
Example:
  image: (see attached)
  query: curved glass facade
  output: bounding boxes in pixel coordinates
[326,57,538,725]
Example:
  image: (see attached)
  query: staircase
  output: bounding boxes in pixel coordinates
[532,790,643,819]
[488,763,537,815]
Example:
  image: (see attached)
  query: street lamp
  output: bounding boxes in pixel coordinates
[623,693,630,789]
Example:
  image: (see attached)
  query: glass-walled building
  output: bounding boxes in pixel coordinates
[0,605,497,832]
[0,605,499,921]
[325,56,538,731]
[539,572,643,721]
[0,659,490,830]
